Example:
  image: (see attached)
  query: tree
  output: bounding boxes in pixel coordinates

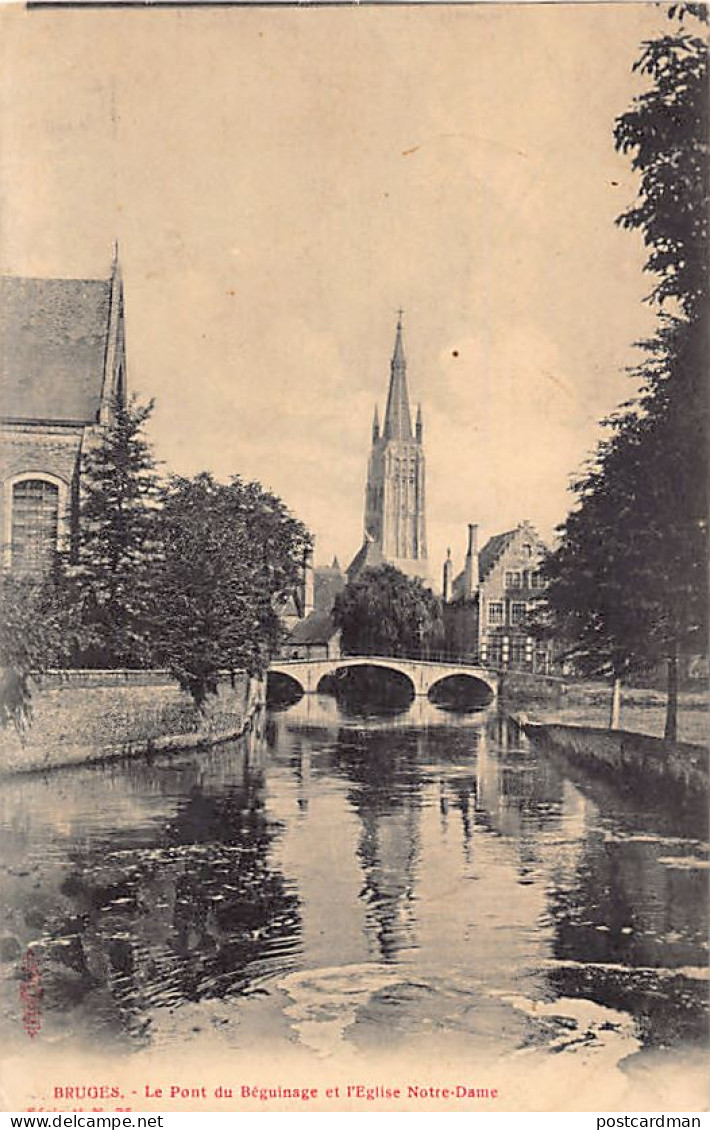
[614,3,708,319]
[68,395,162,668]
[544,6,708,738]
[0,571,73,733]
[332,565,443,658]
[154,473,311,708]
[611,5,709,738]
[541,417,664,729]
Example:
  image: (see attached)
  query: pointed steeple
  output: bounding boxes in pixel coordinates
[383,312,412,440]
[101,239,125,422]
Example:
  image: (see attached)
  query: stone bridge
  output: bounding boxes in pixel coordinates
[268,655,497,701]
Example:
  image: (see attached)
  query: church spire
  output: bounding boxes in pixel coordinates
[383,312,412,440]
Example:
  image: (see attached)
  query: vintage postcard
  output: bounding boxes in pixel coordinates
[0,0,707,1116]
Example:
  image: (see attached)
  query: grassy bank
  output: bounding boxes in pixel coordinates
[507,681,708,747]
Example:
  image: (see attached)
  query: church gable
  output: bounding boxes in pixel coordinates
[0,254,127,574]
[0,252,125,428]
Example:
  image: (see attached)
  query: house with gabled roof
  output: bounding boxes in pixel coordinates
[442,520,553,672]
[0,251,127,574]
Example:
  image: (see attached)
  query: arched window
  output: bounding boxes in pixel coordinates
[10,478,60,574]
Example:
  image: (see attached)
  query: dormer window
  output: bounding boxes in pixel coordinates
[522,543,532,558]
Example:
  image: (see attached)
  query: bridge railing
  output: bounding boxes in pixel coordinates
[275,650,488,669]
[273,650,565,683]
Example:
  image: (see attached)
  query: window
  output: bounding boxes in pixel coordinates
[511,602,528,625]
[11,478,60,574]
[505,570,522,588]
[510,639,528,664]
[530,570,544,589]
[522,543,532,558]
[488,601,504,625]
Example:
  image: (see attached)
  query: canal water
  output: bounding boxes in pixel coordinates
[0,693,707,1108]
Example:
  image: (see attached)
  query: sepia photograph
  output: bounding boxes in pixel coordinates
[0,0,707,1116]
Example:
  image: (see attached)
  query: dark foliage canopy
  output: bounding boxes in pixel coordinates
[332,565,443,658]
[155,473,312,707]
[614,3,708,317]
[70,395,162,667]
[0,573,73,732]
[543,6,708,697]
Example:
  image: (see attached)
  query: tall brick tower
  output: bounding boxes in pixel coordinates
[349,314,428,582]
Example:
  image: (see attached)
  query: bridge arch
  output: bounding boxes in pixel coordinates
[266,669,305,704]
[316,660,417,699]
[427,672,495,710]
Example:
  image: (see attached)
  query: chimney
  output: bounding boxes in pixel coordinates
[302,547,315,617]
[463,523,479,598]
[442,548,453,603]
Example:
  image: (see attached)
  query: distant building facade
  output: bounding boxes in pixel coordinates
[280,611,342,661]
[0,254,127,575]
[280,547,345,658]
[443,520,553,672]
[348,316,428,583]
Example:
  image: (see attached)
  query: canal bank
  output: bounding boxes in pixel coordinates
[0,669,265,775]
[503,678,708,746]
[517,718,708,797]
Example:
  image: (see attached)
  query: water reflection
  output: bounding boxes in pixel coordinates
[0,694,706,1064]
[0,744,300,1048]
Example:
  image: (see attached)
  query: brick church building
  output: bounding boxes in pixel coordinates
[0,252,126,575]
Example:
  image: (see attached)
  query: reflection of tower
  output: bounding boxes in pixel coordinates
[337,731,423,961]
[357,802,421,961]
[349,315,428,582]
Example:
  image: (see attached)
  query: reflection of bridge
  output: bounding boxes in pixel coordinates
[268,655,497,700]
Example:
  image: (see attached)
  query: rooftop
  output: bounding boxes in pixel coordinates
[0,275,114,424]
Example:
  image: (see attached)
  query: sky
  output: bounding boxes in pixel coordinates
[0,2,664,579]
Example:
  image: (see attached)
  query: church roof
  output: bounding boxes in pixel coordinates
[314,560,346,613]
[383,316,413,440]
[288,611,340,646]
[0,275,114,424]
[347,536,384,580]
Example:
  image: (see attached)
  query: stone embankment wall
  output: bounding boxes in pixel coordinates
[0,669,265,775]
[520,719,708,795]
